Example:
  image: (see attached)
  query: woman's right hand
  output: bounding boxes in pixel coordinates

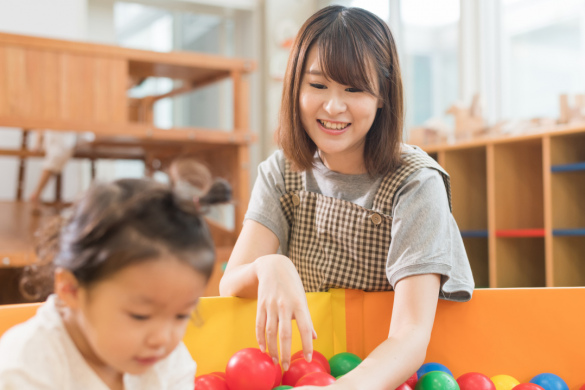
[255,254,317,371]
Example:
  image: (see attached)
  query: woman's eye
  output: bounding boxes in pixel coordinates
[129,313,150,321]
[346,87,363,93]
[309,83,326,89]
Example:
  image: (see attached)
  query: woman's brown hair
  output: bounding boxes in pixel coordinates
[20,162,231,301]
[277,5,404,176]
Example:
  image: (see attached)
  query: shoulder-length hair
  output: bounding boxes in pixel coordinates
[277,5,404,176]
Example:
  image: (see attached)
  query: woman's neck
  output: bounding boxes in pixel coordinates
[318,150,367,175]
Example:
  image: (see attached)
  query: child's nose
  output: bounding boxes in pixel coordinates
[146,323,176,348]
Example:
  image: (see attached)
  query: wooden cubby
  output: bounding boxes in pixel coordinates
[440,146,489,287]
[422,124,585,288]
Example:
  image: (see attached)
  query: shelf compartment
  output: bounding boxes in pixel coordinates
[550,132,585,166]
[552,236,585,286]
[496,237,545,288]
[553,229,585,236]
[495,229,545,238]
[460,230,489,238]
[551,170,585,230]
[551,162,585,173]
[462,237,489,288]
[444,147,487,231]
[493,139,544,230]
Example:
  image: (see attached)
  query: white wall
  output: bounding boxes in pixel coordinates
[0,0,91,201]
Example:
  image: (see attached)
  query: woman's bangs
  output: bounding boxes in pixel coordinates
[317,30,377,96]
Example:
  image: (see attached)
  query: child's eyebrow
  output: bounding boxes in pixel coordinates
[305,69,323,75]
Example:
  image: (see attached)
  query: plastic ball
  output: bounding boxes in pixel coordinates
[328,352,362,378]
[406,372,419,389]
[272,386,293,390]
[195,374,229,390]
[491,375,520,390]
[291,350,331,373]
[225,348,277,390]
[457,372,496,390]
[296,371,337,386]
[415,371,460,390]
[396,383,413,390]
[209,372,226,380]
[530,374,569,390]
[282,358,326,386]
[513,384,545,390]
[271,357,282,387]
[417,363,453,378]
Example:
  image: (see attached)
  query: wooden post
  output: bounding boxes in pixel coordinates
[16,129,29,201]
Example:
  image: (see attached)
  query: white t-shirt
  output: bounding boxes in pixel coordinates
[0,295,196,390]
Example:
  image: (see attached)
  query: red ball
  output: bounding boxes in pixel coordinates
[209,372,226,380]
[395,383,413,390]
[513,384,545,390]
[458,373,496,390]
[273,359,283,387]
[195,374,229,390]
[225,348,277,390]
[406,373,418,389]
[296,371,336,387]
[282,358,327,386]
[291,350,331,374]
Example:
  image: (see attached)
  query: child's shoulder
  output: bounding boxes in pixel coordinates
[0,296,67,371]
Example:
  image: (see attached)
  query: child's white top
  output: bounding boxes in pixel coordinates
[0,295,196,390]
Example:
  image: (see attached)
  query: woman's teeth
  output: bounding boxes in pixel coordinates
[318,119,350,130]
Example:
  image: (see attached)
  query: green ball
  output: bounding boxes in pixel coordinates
[272,386,293,390]
[328,352,362,378]
[415,371,460,390]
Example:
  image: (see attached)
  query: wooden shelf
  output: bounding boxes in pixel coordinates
[460,230,489,238]
[495,229,545,238]
[419,125,585,287]
[551,162,585,173]
[553,229,585,236]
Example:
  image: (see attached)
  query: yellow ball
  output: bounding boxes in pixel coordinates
[491,375,520,390]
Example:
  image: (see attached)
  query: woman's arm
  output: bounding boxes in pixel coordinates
[298,273,441,390]
[219,220,316,370]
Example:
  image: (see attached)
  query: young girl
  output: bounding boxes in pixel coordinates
[220,5,474,390]
[0,165,230,389]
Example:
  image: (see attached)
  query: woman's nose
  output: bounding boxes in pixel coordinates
[323,93,347,115]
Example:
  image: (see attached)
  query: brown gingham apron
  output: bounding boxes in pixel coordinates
[279,151,452,292]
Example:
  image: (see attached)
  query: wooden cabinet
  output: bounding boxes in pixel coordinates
[423,125,585,288]
[0,32,256,300]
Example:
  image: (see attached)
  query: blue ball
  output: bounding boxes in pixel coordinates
[530,373,568,390]
[417,362,453,378]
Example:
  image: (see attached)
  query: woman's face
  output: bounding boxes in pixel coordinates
[299,46,381,174]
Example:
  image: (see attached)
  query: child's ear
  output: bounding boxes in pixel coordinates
[54,268,80,309]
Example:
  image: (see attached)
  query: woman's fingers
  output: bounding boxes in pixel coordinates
[294,308,315,362]
[265,304,280,364]
[278,308,293,371]
[255,304,267,353]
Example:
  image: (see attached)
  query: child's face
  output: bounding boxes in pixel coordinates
[66,257,207,376]
[299,46,381,170]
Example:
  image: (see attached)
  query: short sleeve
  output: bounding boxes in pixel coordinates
[244,150,291,253]
[386,168,474,301]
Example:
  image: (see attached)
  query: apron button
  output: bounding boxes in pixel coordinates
[292,194,300,206]
[370,213,382,225]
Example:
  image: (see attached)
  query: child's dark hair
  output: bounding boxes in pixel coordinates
[20,166,231,301]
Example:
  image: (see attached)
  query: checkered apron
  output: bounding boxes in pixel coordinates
[279,152,452,292]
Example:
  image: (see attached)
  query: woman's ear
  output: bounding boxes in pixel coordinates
[54,268,80,309]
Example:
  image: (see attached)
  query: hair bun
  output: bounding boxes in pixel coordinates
[199,178,232,206]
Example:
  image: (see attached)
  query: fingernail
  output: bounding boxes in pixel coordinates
[259,345,265,353]
[283,362,289,371]
[272,357,278,365]
[307,353,312,362]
